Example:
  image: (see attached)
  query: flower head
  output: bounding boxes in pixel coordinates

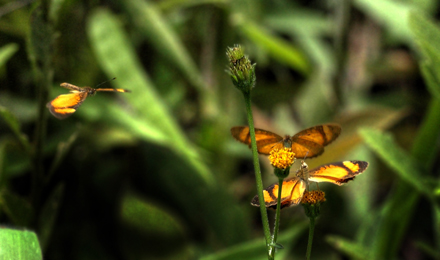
[301,190,326,205]
[301,190,326,218]
[269,148,295,170]
[225,45,256,93]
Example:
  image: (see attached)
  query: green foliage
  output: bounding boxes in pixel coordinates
[409,11,440,99]
[1,0,440,259]
[0,228,42,260]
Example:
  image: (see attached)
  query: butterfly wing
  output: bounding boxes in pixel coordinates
[46,92,88,119]
[290,124,341,158]
[251,177,306,209]
[231,126,283,155]
[308,161,369,186]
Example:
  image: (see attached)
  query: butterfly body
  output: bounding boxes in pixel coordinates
[47,82,130,119]
[251,160,368,209]
[231,124,341,158]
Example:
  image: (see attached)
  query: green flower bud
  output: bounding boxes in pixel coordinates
[225,45,256,94]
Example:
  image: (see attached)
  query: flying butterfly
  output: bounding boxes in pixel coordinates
[47,79,130,119]
[230,124,341,158]
[251,160,369,209]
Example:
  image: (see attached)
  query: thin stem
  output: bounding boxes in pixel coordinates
[242,91,272,258]
[269,177,285,259]
[306,216,316,260]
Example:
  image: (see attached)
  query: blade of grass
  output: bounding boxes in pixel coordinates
[0,106,31,154]
[121,0,205,92]
[0,43,19,67]
[87,9,214,186]
[234,17,311,75]
[360,98,440,259]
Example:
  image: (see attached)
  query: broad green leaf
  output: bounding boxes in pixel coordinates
[409,11,440,99]
[121,0,205,91]
[0,106,31,154]
[354,0,413,43]
[0,189,33,227]
[359,128,431,198]
[38,183,64,250]
[326,235,368,260]
[87,9,214,185]
[120,193,192,260]
[0,228,42,260]
[199,222,307,260]
[235,17,310,75]
[0,43,19,68]
[120,193,185,236]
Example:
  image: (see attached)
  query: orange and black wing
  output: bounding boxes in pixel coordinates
[308,161,369,186]
[46,92,88,119]
[290,124,341,158]
[251,177,306,209]
[231,126,283,155]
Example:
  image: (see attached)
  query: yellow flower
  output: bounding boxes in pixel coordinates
[269,148,295,169]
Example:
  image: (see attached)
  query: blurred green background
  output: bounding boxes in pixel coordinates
[1,0,440,259]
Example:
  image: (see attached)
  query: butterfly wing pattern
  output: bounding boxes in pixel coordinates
[47,82,130,119]
[231,124,341,158]
[251,160,368,209]
[47,91,89,119]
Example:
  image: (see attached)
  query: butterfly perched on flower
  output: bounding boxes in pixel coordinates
[231,124,341,158]
[251,160,369,209]
[47,81,130,119]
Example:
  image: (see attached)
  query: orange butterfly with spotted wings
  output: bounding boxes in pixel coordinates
[251,160,369,209]
[231,124,341,158]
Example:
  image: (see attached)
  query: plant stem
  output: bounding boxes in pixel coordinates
[269,177,284,259]
[306,216,316,260]
[242,91,272,259]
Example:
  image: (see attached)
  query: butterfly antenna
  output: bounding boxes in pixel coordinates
[95,77,116,88]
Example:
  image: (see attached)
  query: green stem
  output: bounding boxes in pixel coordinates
[242,91,272,258]
[306,216,316,260]
[269,177,285,259]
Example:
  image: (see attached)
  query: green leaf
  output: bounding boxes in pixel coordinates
[0,189,33,227]
[121,193,185,236]
[0,228,42,260]
[0,43,19,68]
[199,222,307,260]
[409,11,440,99]
[0,106,31,154]
[121,0,205,91]
[38,183,64,251]
[236,18,311,75]
[359,128,431,198]
[354,0,413,43]
[87,9,214,186]
[326,235,369,260]
[120,193,192,259]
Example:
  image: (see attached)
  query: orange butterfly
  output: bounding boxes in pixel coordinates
[251,160,369,209]
[230,124,341,158]
[47,82,130,119]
